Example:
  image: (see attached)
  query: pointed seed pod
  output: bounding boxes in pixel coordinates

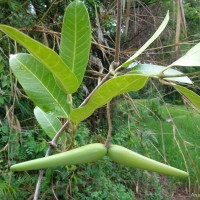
[10,143,107,171]
[108,145,188,177]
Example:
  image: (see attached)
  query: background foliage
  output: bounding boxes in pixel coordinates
[0,0,200,199]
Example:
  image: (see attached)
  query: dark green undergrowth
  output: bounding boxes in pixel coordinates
[134,99,200,183]
[1,94,199,199]
[105,97,200,198]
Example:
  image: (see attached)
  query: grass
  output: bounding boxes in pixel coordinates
[111,97,200,198]
[134,99,200,187]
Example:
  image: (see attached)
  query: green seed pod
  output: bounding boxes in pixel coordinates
[10,143,107,171]
[108,145,188,177]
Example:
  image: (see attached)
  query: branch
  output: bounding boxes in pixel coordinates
[86,70,105,77]
[34,120,69,200]
[123,93,142,119]
[80,72,111,107]
[105,102,112,148]
[113,0,122,68]
[37,0,57,25]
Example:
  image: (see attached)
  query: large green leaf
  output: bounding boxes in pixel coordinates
[121,11,169,68]
[0,25,78,93]
[34,107,66,145]
[60,0,91,86]
[132,64,192,84]
[10,53,69,118]
[70,75,148,123]
[171,42,200,67]
[173,85,200,111]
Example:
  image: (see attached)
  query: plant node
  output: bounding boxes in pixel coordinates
[48,141,57,149]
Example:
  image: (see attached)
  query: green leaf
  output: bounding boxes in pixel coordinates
[34,107,66,145]
[173,85,200,111]
[60,0,91,86]
[0,24,78,93]
[0,64,2,73]
[70,74,148,123]
[132,64,192,84]
[121,11,169,68]
[10,53,69,118]
[171,42,200,67]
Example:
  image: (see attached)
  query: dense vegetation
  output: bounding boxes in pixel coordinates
[0,0,200,199]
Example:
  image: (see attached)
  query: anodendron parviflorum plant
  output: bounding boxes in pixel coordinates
[1,0,200,196]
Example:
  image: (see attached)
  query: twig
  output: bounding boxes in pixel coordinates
[34,120,69,200]
[80,72,111,107]
[113,0,122,68]
[52,187,59,200]
[81,0,123,107]
[105,0,122,147]
[151,81,167,163]
[105,102,112,148]
[105,0,122,146]
[37,0,58,25]
[86,70,105,77]
[175,0,181,59]
[0,143,9,152]
[17,26,200,56]
[123,93,142,119]
[125,0,131,38]
[2,0,30,23]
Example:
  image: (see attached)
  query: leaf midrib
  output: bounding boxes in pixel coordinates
[17,58,68,117]
[173,48,200,65]
[72,1,77,73]
[39,110,63,143]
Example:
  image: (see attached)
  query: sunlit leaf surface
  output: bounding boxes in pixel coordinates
[10,54,69,118]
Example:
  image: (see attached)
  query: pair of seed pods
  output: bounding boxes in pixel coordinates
[10,143,188,177]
